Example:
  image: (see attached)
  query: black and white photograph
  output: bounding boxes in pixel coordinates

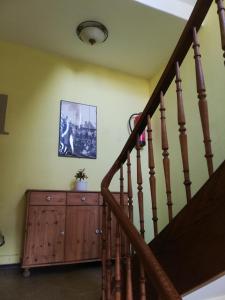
[58,100,97,159]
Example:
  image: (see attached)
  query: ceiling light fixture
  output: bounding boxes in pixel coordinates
[76,21,108,46]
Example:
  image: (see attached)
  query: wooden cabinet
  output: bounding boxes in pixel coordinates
[24,206,65,265]
[22,190,127,276]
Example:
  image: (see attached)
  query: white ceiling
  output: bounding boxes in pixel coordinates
[0,0,195,79]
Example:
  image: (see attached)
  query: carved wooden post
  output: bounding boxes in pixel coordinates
[136,136,146,300]
[160,92,173,222]
[106,207,112,300]
[147,115,158,236]
[120,165,124,208]
[114,219,121,300]
[136,136,145,239]
[127,151,134,256]
[101,199,107,300]
[215,0,225,63]
[127,151,134,225]
[126,151,134,300]
[113,165,124,300]
[193,27,214,177]
[175,62,192,203]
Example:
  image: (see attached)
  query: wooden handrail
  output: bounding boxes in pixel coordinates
[102,188,181,300]
[101,0,213,189]
[101,0,215,299]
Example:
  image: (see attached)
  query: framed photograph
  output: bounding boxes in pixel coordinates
[58,100,97,159]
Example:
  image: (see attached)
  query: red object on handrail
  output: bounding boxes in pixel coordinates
[129,113,146,147]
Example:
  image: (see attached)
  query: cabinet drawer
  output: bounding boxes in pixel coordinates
[29,192,66,206]
[67,193,99,205]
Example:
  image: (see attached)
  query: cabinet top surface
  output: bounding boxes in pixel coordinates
[26,190,122,194]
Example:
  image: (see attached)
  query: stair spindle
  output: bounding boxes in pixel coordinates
[175,62,192,203]
[115,220,122,300]
[136,136,146,300]
[120,164,124,208]
[136,136,145,238]
[147,115,158,236]
[160,92,173,222]
[113,165,124,300]
[106,207,112,300]
[126,152,134,300]
[127,151,134,256]
[193,27,214,177]
[101,199,107,300]
[127,151,134,225]
[119,164,126,259]
[215,0,225,63]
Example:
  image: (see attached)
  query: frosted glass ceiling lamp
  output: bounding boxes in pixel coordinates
[76,21,108,45]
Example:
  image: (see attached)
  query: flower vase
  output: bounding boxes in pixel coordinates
[75,180,88,191]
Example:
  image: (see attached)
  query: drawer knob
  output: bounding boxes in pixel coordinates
[81,196,86,202]
[60,231,65,236]
[95,229,100,235]
[46,196,52,201]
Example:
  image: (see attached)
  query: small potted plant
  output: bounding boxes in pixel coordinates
[74,168,88,191]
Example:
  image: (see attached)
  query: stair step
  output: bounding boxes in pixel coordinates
[183,274,225,300]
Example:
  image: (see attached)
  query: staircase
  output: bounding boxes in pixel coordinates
[101,0,225,299]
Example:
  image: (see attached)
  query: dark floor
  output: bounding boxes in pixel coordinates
[0,263,101,300]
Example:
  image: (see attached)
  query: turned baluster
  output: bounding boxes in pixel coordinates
[127,151,134,226]
[147,115,158,236]
[114,166,123,300]
[136,136,146,300]
[175,62,192,203]
[160,92,173,222]
[101,199,107,300]
[106,207,112,300]
[114,220,121,300]
[193,28,214,177]
[215,0,225,63]
[127,151,134,255]
[126,151,134,300]
[136,136,145,239]
[119,164,125,258]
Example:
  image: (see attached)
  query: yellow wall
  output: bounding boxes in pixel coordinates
[150,5,225,230]
[0,41,150,264]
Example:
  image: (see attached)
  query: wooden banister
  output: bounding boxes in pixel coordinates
[101,188,181,300]
[101,1,216,299]
[216,0,225,63]
[101,0,213,189]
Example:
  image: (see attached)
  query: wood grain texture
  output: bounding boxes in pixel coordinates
[160,92,173,222]
[29,191,66,206]
[175,62,192,203]
[101,0,213,186]
[127,151,134,228]
[65,206,100,261]
[215,0,225,63]
[193,27,214,177]
[100,2,215,299]
[136,137,145,238]
[67,192,99,205]
[114,221,122,300]
[106,207,112,300]
[101,188,181,300]
[101,199,107,300]
[147,115,158,236]
[136,137,147,299]
[23,206,65,265]
[150,160,225,294]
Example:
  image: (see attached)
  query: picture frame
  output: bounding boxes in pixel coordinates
[58,100,97,159]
